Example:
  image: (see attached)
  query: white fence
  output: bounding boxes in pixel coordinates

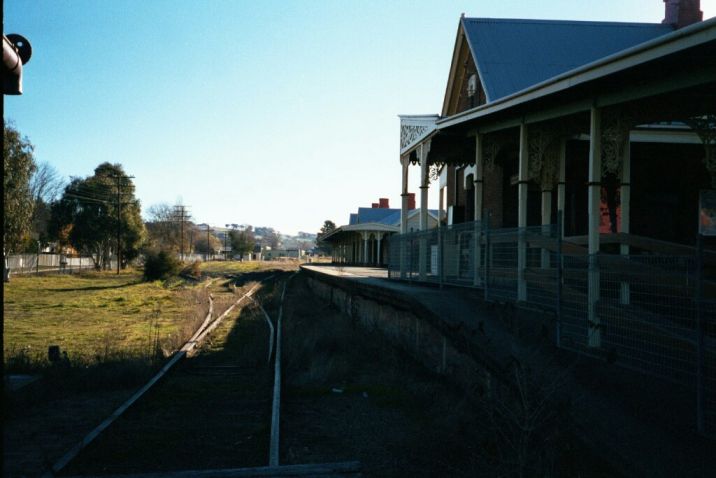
[5,254,102,274]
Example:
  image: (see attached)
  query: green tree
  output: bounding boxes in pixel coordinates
[317,219,336,255]
[3,120,37,257]
[49,163,145,270]
[143,248,181,281]
[229,228,256,260]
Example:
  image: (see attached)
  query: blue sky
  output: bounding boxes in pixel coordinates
[6,0,715,235]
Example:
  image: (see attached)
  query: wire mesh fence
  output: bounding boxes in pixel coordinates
[388,220,716,436]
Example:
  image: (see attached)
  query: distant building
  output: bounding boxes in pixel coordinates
[320,197,438,266]
[261,246,305,260]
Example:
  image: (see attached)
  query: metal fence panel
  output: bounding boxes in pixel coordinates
[387,220,715,436]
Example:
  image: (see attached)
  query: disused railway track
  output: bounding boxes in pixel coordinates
[48,273,276,476]
[47,270,360,478]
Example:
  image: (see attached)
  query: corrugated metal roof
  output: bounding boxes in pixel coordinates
[462,18,673,101]
[355,207,401,224]
[348,208,440,227]
[377,210,402,225]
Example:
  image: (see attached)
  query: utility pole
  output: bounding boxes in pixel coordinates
[111,173,134,274]
[172,205,191,261]
[224,229,228,261]
[205,224,213,262]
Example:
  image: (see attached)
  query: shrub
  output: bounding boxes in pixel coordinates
[143,249,180,281]
[181,260,202,280]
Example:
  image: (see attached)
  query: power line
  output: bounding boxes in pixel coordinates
[63,193,112,205]
[64,192,134,206]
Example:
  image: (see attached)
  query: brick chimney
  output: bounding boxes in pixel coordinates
[663,0,702,28]
[371,202,379,208]
[407,193,416,210]
[379,198,389,208]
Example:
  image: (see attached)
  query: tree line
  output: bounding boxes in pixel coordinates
[144,203,259,260]
[4,120,146,272]
[2,121,269,277]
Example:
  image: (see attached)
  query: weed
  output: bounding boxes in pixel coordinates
[181,260,202,280]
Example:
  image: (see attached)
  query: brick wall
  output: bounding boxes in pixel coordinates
[483,165,504,228]
[455,50,487,114]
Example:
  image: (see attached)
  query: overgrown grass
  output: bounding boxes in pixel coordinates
[199,260,299,275]
[3,269,205,373]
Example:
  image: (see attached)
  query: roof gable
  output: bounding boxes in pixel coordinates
[460,18,673,102]
[441,27,488,117]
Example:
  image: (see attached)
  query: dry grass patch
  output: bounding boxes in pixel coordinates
[3,269,207,371]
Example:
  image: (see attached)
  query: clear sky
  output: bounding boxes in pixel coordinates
[5,0,715,235]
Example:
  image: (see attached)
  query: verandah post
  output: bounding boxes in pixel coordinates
[556,210,564,349]
[587,106,602,348]
[484,212,491,302]
[474,133,484,286]
[695,233,704,434]
[517,124,529,301]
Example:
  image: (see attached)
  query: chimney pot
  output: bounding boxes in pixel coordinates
[372,203,379,208]
[663,0,702,28]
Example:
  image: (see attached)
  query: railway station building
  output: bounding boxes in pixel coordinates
[389,0,715,432]
[321,197,438,266]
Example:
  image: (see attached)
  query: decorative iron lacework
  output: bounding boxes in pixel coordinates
[526,121,572,189]
[528,124,558,183]
[686,115,716,188]
[539,141,562,189]
[601,108,634,177]
[483,135,503,173]
[400,124,431,150]
[428,164,441,183]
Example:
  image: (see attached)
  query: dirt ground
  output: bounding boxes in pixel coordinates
[3,387,137,477]
[280,273,619,478]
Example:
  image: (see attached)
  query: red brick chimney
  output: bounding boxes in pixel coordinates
[371,202,379,208]
[663,0,702,28]
[379,198,389,208]
[407,193,416,210]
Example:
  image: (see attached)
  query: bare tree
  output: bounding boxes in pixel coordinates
[30,161,64,204]
[145,202,183,252]
[29,162,65,246]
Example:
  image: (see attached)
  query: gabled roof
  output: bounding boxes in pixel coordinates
[352,207,402,225]
[322,207,441,243]
[377,210,402,225]
[437,16,716,130]
[461,18,673,102]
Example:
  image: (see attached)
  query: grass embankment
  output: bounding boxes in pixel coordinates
[3,269,204,371]
[199,259,300,276]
